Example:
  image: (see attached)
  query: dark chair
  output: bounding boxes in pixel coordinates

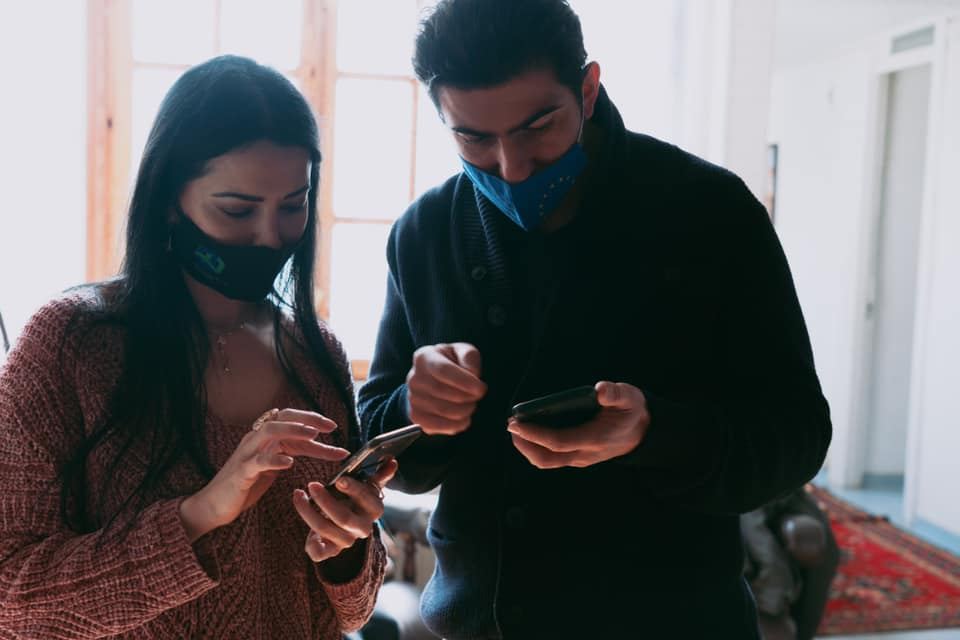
[742,486,840,640]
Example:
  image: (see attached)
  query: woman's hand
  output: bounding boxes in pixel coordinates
[180,408,350,542]
[293,458,399,568]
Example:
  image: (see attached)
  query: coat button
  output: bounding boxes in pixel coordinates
[471,265,487,281]
[487,304,507,326]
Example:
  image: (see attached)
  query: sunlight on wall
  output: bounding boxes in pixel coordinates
[570,0,683,142]
[0,3,86,344]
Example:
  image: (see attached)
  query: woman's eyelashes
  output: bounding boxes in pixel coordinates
[218,200,307,219]
[281,201,308,215]
[220,207,254,219]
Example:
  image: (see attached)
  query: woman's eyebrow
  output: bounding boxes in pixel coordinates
[211,184,309,202]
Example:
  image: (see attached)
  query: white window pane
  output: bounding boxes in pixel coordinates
[131,68,184,180]
[220,0,303,70]
[329,223,392,361]
[132,0,216,64]
[332,79,413,219]
[415,86,461,197]
[337,0,419,75]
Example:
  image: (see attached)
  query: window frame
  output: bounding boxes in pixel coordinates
[86,0,433,381]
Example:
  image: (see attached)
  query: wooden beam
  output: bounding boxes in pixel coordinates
[408,78,419,202]
[85,0,131,282]
[86,0,110,282]
[338,70,417,83]
[107,0,132,279]
[305,0,338,322]
[351,359,370,383]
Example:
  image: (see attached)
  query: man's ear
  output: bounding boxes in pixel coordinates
[580,62,602,120]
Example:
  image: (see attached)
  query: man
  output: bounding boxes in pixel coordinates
[358,0,832,637]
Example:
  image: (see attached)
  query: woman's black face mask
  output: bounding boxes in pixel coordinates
[169,207,301,302]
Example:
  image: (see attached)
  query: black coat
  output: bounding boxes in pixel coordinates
[358,87,832,639]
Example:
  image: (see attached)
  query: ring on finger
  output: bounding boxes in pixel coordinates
[252,408,280,432]
[366,480,384,500]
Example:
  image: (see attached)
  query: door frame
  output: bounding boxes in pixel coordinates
[838,16,948,527]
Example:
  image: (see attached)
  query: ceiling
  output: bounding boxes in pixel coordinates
[774,0,960,68]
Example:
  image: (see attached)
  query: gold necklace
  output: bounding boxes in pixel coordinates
[212,321,247,374]
[207,305,267,374]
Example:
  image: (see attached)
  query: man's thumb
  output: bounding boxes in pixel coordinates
[595,381,638,410]
[451,342,482,377]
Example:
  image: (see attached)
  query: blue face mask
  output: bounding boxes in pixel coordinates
[461,141,588,232]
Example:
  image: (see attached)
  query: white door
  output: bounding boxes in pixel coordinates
[909,19,960,536]
[863,64,932,479]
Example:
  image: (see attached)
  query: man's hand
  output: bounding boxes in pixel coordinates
[406,342,487,435]
[507,381,650,469]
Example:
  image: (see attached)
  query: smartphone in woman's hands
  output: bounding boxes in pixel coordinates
[329,424,422,485]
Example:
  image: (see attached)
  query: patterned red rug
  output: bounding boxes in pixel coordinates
[811,485,960,635]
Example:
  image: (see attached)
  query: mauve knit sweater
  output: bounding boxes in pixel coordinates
[0,292,385,639]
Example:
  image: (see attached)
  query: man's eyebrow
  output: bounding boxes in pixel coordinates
[451,105,562,137]
[508,106,561,133]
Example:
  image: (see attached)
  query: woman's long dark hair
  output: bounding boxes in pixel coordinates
[60,55,357,536]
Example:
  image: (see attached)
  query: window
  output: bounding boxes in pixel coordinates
[87,0,458,379]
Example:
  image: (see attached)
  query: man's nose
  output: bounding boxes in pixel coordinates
[496,139,535,184]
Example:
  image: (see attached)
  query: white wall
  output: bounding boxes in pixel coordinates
[771,8,960,534]
[768,48,877,484]
[714,0,777,200]
[575,0,776,201]
[571,0,682,142]
[775,0,960,69]
[0,3,87,345]
[912,17,960,534]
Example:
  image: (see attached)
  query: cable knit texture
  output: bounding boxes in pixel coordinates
[0,292,385,639]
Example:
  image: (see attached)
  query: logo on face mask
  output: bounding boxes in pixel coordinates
[461,142,588,231]
[193,246,226,275]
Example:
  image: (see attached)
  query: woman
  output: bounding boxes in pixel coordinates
[0,55,393,638]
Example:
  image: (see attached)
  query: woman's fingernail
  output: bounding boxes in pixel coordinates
[337,478,349,490]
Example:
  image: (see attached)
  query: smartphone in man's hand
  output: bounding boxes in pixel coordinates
[511,385,600,428]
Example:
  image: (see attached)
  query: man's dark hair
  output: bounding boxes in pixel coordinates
[414,0,588,105]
